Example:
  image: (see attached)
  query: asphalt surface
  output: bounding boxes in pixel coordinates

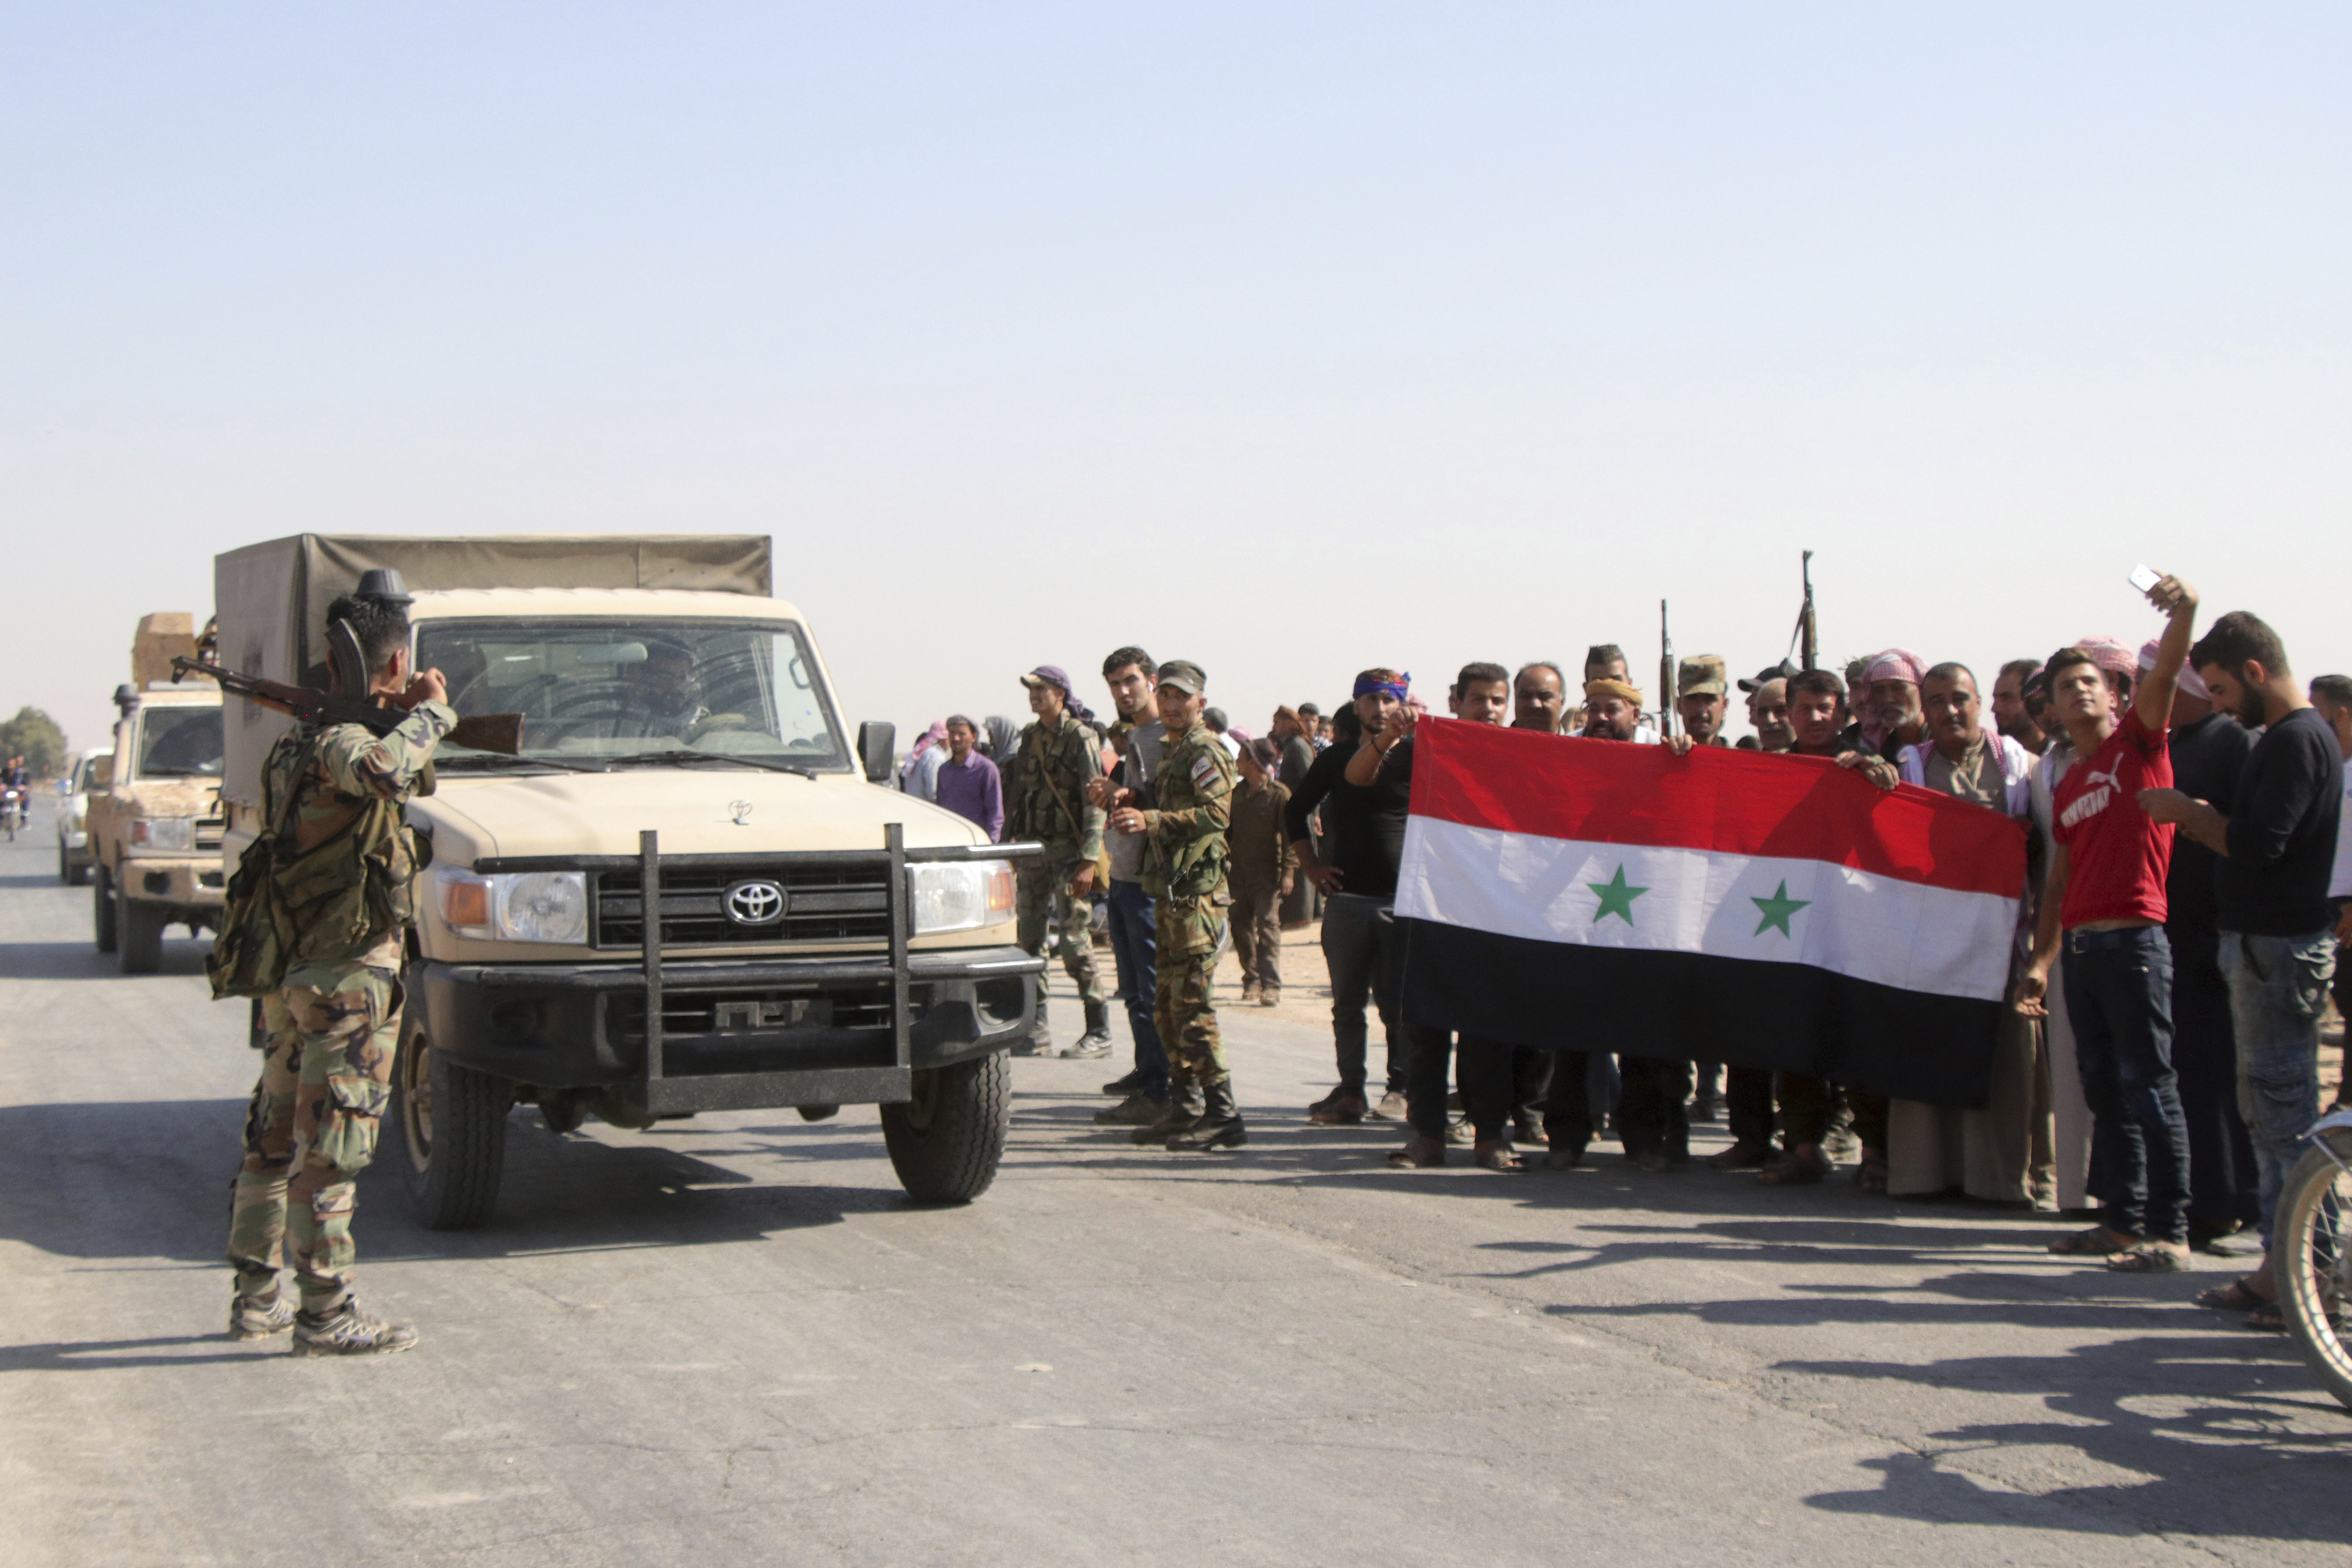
[2,798,2347,1566]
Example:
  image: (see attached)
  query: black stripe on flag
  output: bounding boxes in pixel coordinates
[1398,917,2000,1108]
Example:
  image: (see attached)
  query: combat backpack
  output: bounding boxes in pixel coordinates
[205,731,318,1000]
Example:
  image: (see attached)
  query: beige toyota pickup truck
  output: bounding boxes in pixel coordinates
[87,615,228,973]
[216,535,1040,1229]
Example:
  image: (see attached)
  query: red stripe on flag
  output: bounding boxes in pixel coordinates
[1409,719,2025,899]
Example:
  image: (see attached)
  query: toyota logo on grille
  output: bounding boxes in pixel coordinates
[724,879,787,926]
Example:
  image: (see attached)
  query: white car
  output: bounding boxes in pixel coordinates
[56,749,111,886]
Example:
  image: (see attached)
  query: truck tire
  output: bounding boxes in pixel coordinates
[70,856,89,888]
[119,901,166,975]
[882,1051,1010,1205]
[93,866,118,953]
[388,1013,511,1231]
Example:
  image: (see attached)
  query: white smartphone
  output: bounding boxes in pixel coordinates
[2127,564,2162,594]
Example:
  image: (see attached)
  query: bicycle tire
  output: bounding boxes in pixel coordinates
[2277,1136,2352,1413]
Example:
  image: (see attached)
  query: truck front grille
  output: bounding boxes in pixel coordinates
[606,985,907,1044]
[594,862,893,950]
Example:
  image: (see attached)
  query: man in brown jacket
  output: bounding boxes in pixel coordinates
[1229,738,1297,1005]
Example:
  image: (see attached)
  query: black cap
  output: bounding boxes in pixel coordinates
[1737,659,1800,694]
[354,568,414,606]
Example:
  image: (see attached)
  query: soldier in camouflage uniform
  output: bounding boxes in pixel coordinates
[1108,660,1246,1151]
[1004,665,1113,1056]
[223,576,452,1355]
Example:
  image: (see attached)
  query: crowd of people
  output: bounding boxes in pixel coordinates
[899,584,2349,1329]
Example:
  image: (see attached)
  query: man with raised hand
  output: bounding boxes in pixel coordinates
[1288,670,1414,1125]
[2018,575,2201,1274]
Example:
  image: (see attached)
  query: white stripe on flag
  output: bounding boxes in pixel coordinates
[1396,817,2017,1003]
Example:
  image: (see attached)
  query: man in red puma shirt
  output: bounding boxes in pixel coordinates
[2019,574,2201,1272]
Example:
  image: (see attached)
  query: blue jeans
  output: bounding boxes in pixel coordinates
[2062,926,2191,1244]
[1104,879,1168,1098]
[2217,928,2337,1245]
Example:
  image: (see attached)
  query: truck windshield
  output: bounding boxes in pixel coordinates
[137,708,224,778]
[416,619,849,769]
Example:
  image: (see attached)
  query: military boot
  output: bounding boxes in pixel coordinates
[228,1288,295,1342]
[291,1300,420,1357]
[1167,1074,1247,1152]
[1131,1078,1203,1143]
[1060,1000,1113,1059]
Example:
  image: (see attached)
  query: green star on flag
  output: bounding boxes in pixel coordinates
[1750,879,1811,938]
[1588,865,1649,925]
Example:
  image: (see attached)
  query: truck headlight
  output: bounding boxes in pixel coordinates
[129,817,196,853]
[437,867,589,944]
[908,859,1015,936]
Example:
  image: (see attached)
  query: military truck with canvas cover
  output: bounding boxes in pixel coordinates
[215,534,1041,1228]
[87,613,228,973]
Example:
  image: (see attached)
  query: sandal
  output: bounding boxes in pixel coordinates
[2193,1279,2271,1312]
[2047,1225,2138,1257]
[1472,1140,1524,1173]
[1757,1149,1829,1186]
[1387,1135,1447,1169]
[2244,1303,2288,1333]
[2106,1243,2189,1274]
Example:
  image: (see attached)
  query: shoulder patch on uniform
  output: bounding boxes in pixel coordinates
[1190,751,1219,789]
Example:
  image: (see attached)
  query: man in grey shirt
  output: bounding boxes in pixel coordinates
[1089,646,1172,1124]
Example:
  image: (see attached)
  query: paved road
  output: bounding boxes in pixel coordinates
[2,801,2346,1566]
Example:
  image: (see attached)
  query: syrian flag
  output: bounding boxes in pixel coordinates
[1395,720,2027,1107]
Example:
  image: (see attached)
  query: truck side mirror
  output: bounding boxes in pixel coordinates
[856,722,896,784]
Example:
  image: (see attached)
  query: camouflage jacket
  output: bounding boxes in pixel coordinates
[1005,710,1105,860]
[260,701,454,969]
[1145,722,1235,903]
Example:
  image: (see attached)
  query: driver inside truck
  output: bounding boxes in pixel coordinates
[613,639,712,742]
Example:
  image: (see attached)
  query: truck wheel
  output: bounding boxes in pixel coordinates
[119,900,166,974]
[93,866,118,953]
[70,856,89,888]
[881,1052,1010,1205]
[389,1014,511,1230]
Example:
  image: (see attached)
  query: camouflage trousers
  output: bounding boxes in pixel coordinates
[1016,857,1105,1010]
[225,963,402,1312]
[1154,892,1228,1082]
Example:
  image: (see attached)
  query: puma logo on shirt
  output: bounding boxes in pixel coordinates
[2060,765,2121,829]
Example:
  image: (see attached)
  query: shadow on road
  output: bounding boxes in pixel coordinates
[0,1335,274,1373]
[0,1098,912,1281]
[1792,1333,2352,1543]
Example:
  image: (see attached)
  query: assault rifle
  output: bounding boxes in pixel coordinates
[171,649,526,756]
[1796,549,1818,672]
[1658,598,1676,742]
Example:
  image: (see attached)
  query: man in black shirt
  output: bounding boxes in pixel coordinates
[1289,671,1413,1124]
[2144,611,2343,1322]
[1352,663,1518,1169]
[2143,642,2260,1249]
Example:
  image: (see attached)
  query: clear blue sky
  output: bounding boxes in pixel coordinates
[6,5,2347,755]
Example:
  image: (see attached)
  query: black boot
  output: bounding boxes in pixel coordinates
[1131,1078,1202,1142]
[1168,1074,1246,1151]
